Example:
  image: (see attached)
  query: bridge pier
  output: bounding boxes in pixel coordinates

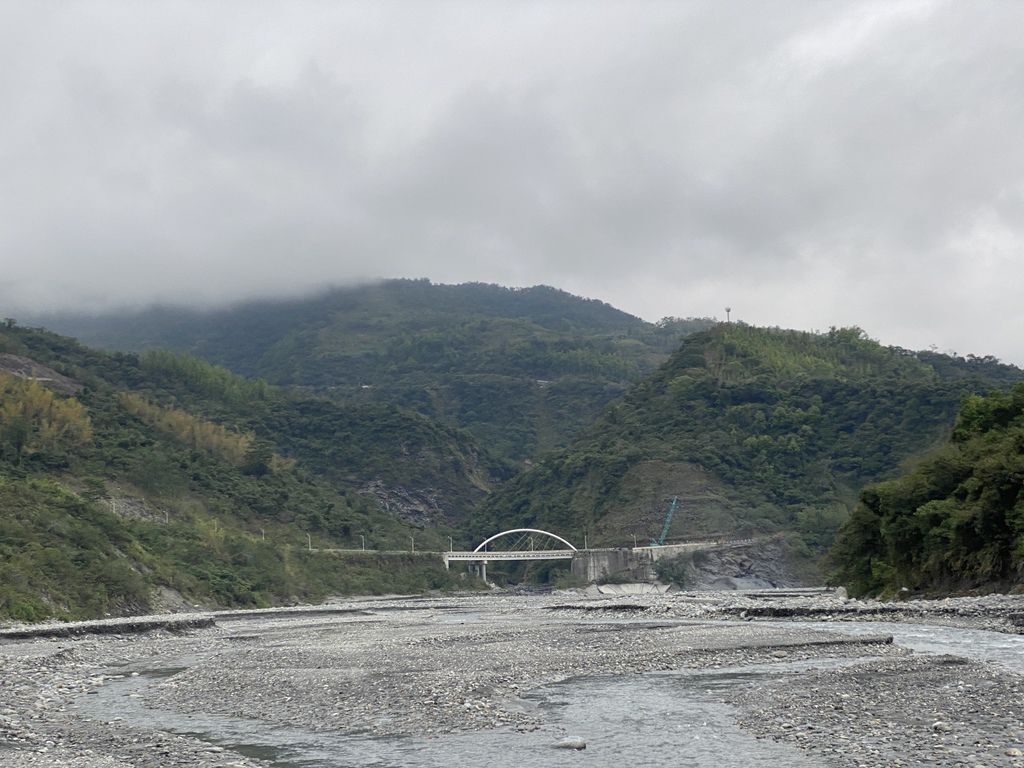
[571,548,654,582]
[571,542,713,583]
[448,558,488,582]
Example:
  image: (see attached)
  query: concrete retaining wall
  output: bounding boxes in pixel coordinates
[570,542,712,584]
[571,549,653,582]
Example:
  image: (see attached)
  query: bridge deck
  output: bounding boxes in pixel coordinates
[444,550,575,562]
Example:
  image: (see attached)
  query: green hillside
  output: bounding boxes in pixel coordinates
[16,293,1022,607]
[35,279,714,461]
[830,382,1024,596]
[473,324,1023,560]
[0,323,497,622]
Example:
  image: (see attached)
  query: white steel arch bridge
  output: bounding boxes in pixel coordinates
[443,528,578,581]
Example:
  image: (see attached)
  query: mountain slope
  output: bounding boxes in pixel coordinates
[34,279,715,461]
[473,324,1024,560]
[132,349,506,524]
[829,381,1024,596]
[0,323,498,621]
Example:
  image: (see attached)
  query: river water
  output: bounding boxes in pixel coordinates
[73,620,1024,767]
[77,662,827,767]
[776,620,1024,673]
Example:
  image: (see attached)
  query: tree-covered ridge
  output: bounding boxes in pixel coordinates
[0,375,92,463]
[474,325,1024,558]
[0,331,506,518]
[119,392,262,468]
[35,280,688,364]
[708,325,934,381]
[137,349,272,405]
[33,279,715,461]
[830,382,1024,596]
[0,324,489,621]
[132,349,508,518]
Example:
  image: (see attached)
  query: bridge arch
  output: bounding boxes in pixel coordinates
[472,528,578,553]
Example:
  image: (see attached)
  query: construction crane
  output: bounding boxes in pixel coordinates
[650,496,679,546]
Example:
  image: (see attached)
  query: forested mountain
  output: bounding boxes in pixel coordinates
[473,324,1024,565]
[830,382,1024,596]
[0,322,502,622]
[14,288,1023,610]
[34,279,715,461]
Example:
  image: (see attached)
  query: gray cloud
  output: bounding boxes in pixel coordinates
[2,0,1024,363]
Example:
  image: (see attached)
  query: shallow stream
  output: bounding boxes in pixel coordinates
[71,620,1024,767]
[75,661,826,767]
[776,620,1024,673]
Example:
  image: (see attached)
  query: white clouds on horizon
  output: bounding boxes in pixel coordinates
[2,0,1024,363]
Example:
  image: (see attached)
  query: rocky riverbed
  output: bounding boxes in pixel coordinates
[1,590,1022,767]
[563,586,1024,632]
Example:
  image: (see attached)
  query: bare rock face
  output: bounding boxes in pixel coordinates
[104,494,173,523]
[361,480,451,526]
[149,586,196,614]
[0,353,82,394]
[687,539,810,590]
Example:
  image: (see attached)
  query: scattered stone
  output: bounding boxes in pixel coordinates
[1,590,1022,768]
[554,737,587,750]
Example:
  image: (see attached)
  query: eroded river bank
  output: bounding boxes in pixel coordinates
[2,591,1023,767]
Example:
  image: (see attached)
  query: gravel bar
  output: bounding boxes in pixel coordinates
[0,590,1022,767]
[0,617,215,641]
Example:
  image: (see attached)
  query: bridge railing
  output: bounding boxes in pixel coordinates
[443,549,576,562]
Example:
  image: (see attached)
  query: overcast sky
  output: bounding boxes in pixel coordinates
[2,1,1023,363]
